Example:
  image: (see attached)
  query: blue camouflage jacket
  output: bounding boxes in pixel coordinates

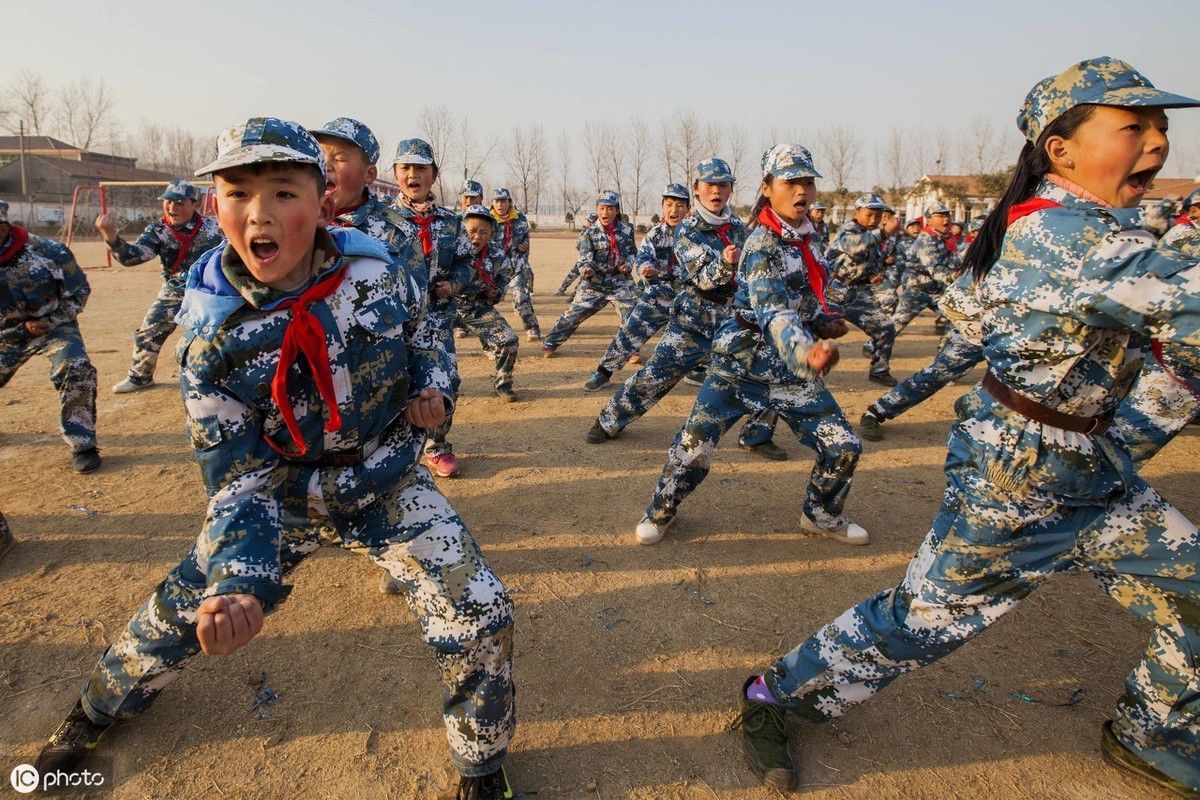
[109,213,224,288]
[0,228,89,331]
[910,227,962,291]
[674,209,748,296]
[385,200,474,315]
[961,179,1200,502]
[635,220,681,285]
[578,220,636,287]
[490,209,531,260]
[331,192,427,290]
[812,220,830,254]
[459,241,517,316]
[1161,219,1200,258]
[826,220,885,285]
[712,219,829,385]
[174,226,452,605]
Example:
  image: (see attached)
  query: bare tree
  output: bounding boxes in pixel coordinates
[600,122,625,202]
[502,124,549,214]
[723,124,751,205]
[416,104,455,201]
[580,120,609,195]
[2,70,51,135]
[878,127,911,198]
[557,130,586,226]
[958,114,1004,176]
[626,118,654,223]
[932,126,954,175]
[453,114,497,188]
[658,118,678,184]
[56,76,116,150]
[817,125,863,193]
[671,110,703,183]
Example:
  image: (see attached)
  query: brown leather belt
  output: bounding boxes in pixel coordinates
[981,372,1112,435]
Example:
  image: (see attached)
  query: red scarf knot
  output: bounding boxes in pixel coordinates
[412,215,435,257]
[602,222,620,265]
[0,225,30,265]
[268,265,348,458]
[756,207,830,314]
[164,213,205,273]
[472,249,498,291]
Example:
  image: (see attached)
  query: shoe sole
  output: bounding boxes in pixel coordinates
[738,443,788,461]
[800,518,870,546]
[583,382,610,392]
[1100,721,1196,797]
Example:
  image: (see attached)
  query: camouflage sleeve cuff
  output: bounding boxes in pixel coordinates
[206,578,293,610]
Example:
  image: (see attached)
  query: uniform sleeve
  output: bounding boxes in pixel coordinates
[635,229,658,273]
[744,244,817,379]
[179,343,292,607]
[916,235,962,286]
[494,255,517,296]
[396,255,454,401]
[1075,230,1200,345]
[825,228,864,283]
[109,222,162,266]
[676,222,733,290]
[444,230,475,296]
[577,230,597,272]
[42,244,91,329]
[938,271,983,346]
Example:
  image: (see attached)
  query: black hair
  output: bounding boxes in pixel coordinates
[214,161,327,195]
[747,176,774,230]
[964,104,1096,280]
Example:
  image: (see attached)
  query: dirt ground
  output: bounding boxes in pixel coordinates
[1,232,1195,800]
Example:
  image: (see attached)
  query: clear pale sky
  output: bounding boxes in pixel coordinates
[4,0,1198,194]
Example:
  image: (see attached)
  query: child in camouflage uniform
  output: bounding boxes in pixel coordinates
[557,211,597,296]
[584,183,691,391]
[541,191,638,355]
[460,205,521,401]
[0,198,101,472]
[635,146,864,547]
[1161,187,1200,255]
[96,179,223,393]
[890,201,962,339]
[734,58,1200,798]
[491,188,541,340]
[34,119,516,800]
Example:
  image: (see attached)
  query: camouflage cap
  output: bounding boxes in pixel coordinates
[760,144,822,181]
[460,180,484,198]
[493,187,513,202]
[0,199,7,223]
[695,157,735,184]
[1182,188,1200,210]
[461,204,495,225]
[586,212,598,222]
[1018,56,1200,143]
[196,117,326,179]
[597,190,620,207]
[662,183,690,200]
[924,201,953,216]
[310,117,380,165]
[854,193,888,210]
[968,216,986,233]
[904,217,922,228]
[810,201,828,211]
[159,179,201,202]
[392,138,436,167]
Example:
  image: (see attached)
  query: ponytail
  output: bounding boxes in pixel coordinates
[747,176,773,230]
[963,104,1095,281]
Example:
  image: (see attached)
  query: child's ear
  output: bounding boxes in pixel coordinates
[317,192,337,226]
[366,164,378,184]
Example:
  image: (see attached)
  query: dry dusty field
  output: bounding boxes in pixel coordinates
[0,232,1195,799]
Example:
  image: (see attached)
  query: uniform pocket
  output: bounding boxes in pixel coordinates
[187,414,224,451]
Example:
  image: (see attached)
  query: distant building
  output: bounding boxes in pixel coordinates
[904,175,998,222]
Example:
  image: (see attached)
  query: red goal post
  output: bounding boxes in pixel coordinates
[94,180,216,267]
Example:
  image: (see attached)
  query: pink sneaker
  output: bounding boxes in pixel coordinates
[426,452,461,478]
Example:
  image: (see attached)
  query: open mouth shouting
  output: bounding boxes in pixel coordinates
[1125,166,1159,197]
[249,236,280,265]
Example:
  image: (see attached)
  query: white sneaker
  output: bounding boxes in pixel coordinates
[635,516,674,545]
[112,377,152,394]
[800,512,869,546]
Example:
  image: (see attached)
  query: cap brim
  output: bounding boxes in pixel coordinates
[195,144,322,177]
[392,155,435,166]
[1099,86,1200,110]
[662,193,690,200]
[771,167,822,180]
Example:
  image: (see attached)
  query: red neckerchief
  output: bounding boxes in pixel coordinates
[946,233,962,252]
[412,214,435,257]
[0,225,30,265]
[503,220,513,252]
[266,265,348,458]
[602,222,620,265]
[1176,213,1192,226]
[163,214,205,273]
[1151,340,1200,398]
[1006,198,1062,226]
[472,248,498,291]
[714,223,733,248]
[921,224,952,247]
[757,207,830,313]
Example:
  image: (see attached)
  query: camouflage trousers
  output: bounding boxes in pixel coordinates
[509,259,540,335]
[892,280,942,337]
[0,321,97,453]
[645,372,860,526]
[543,280,637,350]
[596,290,775,445]
[867,279,898,317]
[127,281,183,382]
[557,262,582,295]
[763,423,1200,790]
[462,306,519,393]
[867,331,983,422]
[825,282,895,377]
[598,282,676,374]
[424,311,460,458]
[1112,345,1200,465]
[79,466,515,777]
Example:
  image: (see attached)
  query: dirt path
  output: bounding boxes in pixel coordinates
[0,234,1192,799]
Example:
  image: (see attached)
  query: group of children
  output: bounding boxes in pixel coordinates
[3,54,1199,798]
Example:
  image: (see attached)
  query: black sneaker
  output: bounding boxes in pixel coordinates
[730,677,795,791]
[0,510,12,561]
[585,421,612,444]
[35,700,113,774]
[72,447,101,474]
[456,766,513,799]
[584,369,611,392]
[494,386,518,403]
[868,371,897,388]
[860,412,884,441]
[1101,720,1198,798]
[738,440,788,461]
